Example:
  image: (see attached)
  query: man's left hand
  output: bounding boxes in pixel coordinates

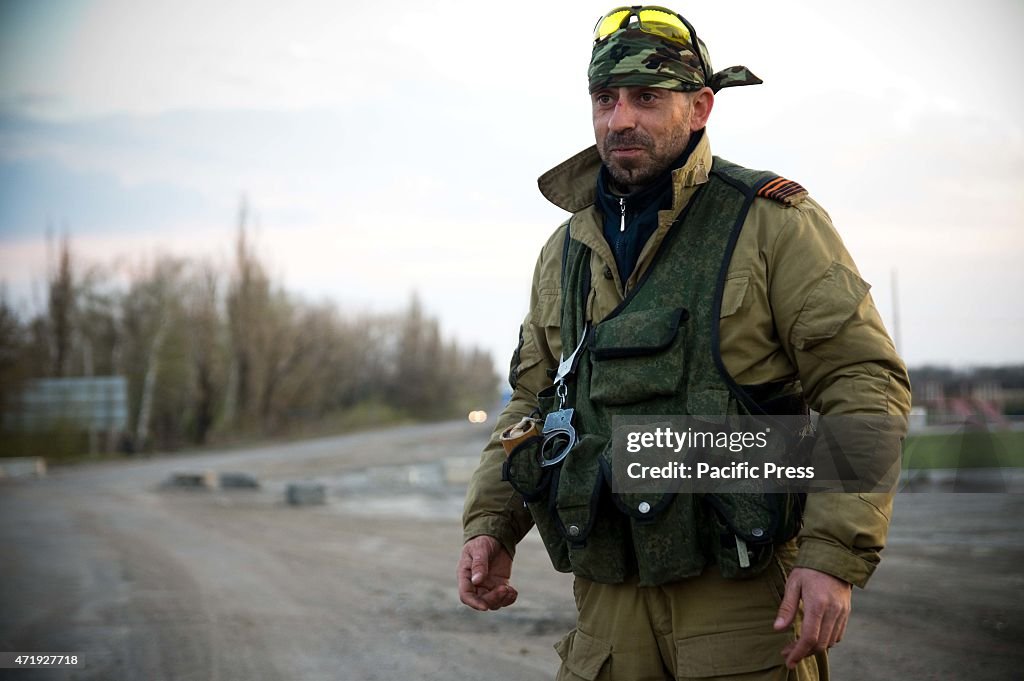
[773,566,852,669]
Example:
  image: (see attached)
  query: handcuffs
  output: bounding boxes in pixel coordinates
[538,326,588,468]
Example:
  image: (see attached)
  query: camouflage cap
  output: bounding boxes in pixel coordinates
[588,26,762,94]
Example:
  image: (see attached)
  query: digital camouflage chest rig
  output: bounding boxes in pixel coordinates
[504,158,807,586]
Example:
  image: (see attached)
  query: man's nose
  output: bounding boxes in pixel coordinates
[607,98,637,132]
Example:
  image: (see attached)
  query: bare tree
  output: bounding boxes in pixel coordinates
[46,232,75,377]
[0,290,30,422]
[6,207,499,454]
[225,199,273,431]
[183,262,224,445]
[120,257,185,450]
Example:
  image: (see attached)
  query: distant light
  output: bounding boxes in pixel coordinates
[468,410,488,424]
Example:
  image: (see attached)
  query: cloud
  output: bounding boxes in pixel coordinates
[0,156,215,239]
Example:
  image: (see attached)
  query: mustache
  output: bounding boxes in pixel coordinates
[604,130,654,150]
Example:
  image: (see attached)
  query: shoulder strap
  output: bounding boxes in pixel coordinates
[706,162,772,417]
[559,219,572,282]
[710,157,778,197]
[712,156,807,206]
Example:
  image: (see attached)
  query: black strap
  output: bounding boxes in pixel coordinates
[560,219,572,283]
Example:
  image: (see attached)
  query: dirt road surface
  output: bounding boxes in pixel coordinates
[1,421,1021,680]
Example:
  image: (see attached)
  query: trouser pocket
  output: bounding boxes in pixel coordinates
[555,629,613,681]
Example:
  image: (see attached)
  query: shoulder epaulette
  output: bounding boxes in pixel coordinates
[756,177,807,206]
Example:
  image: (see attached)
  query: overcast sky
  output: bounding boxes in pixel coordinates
[1,0,1022,370]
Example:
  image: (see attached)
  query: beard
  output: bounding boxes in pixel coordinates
[597,97,694,191]
[598,126,692,191]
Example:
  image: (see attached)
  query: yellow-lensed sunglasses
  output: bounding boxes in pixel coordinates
[593,6,709,79]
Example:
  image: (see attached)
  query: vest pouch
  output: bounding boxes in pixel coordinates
[555,434,631,583]
[561,496,632,584]
[501,435,570,572]
[627,493,706,586]
[502,435,551,502]
[529,490,572,574]
[508,384,579,573]
[588,307,688,406]
[701,493,783,579]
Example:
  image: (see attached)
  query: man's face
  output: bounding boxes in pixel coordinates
[592,86,694,192]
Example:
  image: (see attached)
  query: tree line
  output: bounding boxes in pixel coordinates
[0,212,498,456]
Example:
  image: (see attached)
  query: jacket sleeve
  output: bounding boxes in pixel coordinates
[766,199,912,587]
[461,226,566,557]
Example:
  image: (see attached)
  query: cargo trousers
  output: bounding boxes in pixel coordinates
[553,546,826,681]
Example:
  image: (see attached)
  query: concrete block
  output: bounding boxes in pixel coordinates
[287,482,326,506]
[0,457,47,479]
[219,472,260,489]
[164,470,217,489]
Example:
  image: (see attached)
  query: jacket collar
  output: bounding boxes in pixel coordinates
[537,129,713,213]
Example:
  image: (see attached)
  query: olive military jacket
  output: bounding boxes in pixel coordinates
[463,132,912,588]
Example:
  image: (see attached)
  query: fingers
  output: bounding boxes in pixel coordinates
[822,598,850,649]
[457,550,489,611]
[783,599,823,669]
[461,535,497,585]
[773,574,801,631]
[458,570,518,611]
[781,596,851,669]
[832,612,848,645]
[475,583,519,610]
[776,567,853,669]
[457,537,518,612]
[470,550,490,586]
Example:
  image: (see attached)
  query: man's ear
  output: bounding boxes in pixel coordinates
[689,87,714,132]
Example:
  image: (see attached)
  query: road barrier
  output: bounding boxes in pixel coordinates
[0,457,47,479]
[287,482,326,506]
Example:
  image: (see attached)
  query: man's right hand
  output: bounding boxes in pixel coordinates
[457,535,518,611]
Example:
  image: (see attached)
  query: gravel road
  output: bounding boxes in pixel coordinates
[1,420,1021,680]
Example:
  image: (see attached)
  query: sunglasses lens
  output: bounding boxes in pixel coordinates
[593,7,692,46]
[594,9,632,41]
[637,9,690,43]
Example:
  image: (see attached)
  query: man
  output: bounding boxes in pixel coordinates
[458,7,910,680]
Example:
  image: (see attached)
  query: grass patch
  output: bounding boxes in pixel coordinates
[2,401,420,466]
[0,423,95,461]
[903,429,1024,469]
[275,401,414,441]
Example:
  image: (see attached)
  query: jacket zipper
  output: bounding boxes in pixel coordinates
[619,197,626,232]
